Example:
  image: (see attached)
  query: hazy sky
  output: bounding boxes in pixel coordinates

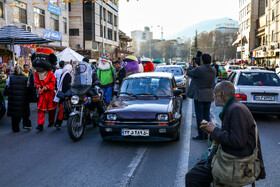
[119,0,239,39]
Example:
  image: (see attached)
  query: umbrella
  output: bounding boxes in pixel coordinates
[0,24,52,65]
[153,59,162,64]
[56,47,84,62]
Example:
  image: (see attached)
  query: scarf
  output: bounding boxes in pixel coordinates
[219,96,236,122]
[38,71,48,80]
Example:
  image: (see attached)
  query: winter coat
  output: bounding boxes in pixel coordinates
[115,67,126,85]
[97,65,115,87]
[212,97,266,180]
[7,72,30,117]
[186,64,216,102]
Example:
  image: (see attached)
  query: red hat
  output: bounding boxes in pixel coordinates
[35,47,54,55]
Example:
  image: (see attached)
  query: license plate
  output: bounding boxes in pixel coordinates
[121,129,150,136]
[254,96,275,101]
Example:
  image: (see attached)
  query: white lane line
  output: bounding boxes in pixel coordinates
[175,98,193,187]
[122,147,147,187]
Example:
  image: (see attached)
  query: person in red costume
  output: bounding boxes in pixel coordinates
[31,48,58,131]
[141,57,154,72]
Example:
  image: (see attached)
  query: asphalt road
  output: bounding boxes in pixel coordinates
[0,99,279,187]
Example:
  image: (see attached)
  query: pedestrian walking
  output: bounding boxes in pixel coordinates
[4,65,31,132]
[186,53,216,142]
[211,60,220,86]
[185,81,266,187]
[113,60,126,92]
[97,53,115,106]
[54,61,65,89]
[54,64,72,129]
[32,51,58,131]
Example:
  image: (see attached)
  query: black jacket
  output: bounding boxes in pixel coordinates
[7,72,30,117]
[61,73,71,93]
[115,67,126,85]
[212,97,266,179]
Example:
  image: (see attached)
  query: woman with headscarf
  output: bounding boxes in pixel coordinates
[5,65,31,132]
[53,64,72,129]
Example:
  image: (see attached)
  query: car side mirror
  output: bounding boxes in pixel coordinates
[173,89,182,97]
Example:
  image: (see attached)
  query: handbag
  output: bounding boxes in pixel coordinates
[29,87,39,103]
[211,123,262,186]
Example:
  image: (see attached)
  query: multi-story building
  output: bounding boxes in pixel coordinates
[234,0,259,60]
[131,27,153,51]
[0,0,69,50]
[253,0,280,66]
[69,0,119,58]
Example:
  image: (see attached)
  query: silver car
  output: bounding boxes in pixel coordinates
[227,70,280,116]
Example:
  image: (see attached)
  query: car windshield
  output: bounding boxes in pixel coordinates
[177,63,185,66]
[238,72,280,86]
[120,78,173,96]
[229,66,240,70]
[154,67,183,76]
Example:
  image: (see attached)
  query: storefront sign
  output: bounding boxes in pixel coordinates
[43,29,62,41]
[47,3,61,15]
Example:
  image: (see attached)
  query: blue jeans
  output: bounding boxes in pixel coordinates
[101,87,113,103]
[194,100,211,138]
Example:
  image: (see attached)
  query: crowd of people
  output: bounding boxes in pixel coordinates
[1,50,163,132]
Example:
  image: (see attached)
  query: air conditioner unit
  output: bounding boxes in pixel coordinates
[262,46,266,51]
[271,45,275,50]
[22,24,32,32]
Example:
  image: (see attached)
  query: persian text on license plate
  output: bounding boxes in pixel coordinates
[254,96,275,101]
[121,129,150,137]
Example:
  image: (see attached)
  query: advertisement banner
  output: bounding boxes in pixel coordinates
[47,3,61,15]
[43,29,62,41]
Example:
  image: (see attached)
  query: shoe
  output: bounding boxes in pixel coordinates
[23,126,32,130]
[36,125,44,131]
[192,135,208,142]
[13,129,20,133]
[54,124,61,130]
[48,123,54,127]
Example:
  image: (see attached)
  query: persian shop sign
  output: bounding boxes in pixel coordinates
[47,3,61,15]
[43,29,62,41]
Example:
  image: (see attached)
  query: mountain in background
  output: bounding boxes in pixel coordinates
[168,17,238,40]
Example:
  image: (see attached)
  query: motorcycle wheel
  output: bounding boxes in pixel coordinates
[67,115,85,141]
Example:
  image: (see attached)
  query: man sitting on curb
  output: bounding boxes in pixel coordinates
[185,81,266,187]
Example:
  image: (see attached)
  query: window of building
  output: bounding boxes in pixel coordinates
[69,29,79,36]
[100,25,103,37]
[34,8,45,28]
[0,2,3,18]
[108,11,112,24]
[68,2,71,11]
[63,17,67,34]
[272,30,275,42]
[104,26,106,39]
[108,28,112,40]
[103,8,106,21]
[50,13,59,32]
[265,0,268,7]
[272,9,275,21]
[13,1,27,24]
[114,31,117,41]
[114,15,117,26]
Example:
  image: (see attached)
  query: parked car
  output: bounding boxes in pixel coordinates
[224,65,240,76]
[246,66,266,70]
[154,65,188,99]
[227,70,280,116]
[177,62,187,70]
[276,68,280,78]
[99,72,183,141]
[218,66,228,81]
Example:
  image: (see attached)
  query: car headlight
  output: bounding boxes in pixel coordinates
[107,114,117,121]
[156,114,169,121]
[71,95,79,105]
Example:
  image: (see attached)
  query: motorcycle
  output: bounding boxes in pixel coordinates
[67,61,105,141]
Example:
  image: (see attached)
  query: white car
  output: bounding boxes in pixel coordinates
[224,65,240,76]
[246,66,266,70]
[227,70,280,116]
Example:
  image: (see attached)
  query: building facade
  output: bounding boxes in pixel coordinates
[0,0,69,49]
[69,0,119,58]
[131,26,153,52]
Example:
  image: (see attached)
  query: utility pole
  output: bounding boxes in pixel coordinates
[101,0,105,54]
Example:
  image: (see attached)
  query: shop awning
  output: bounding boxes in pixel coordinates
[232,36,248,46]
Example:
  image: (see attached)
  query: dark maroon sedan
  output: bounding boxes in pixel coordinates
[99,72,183,141]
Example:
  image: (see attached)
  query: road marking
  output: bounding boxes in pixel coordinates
[122,147,147,187]
[175,98,193,187]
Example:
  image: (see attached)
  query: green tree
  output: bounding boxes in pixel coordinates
[191,30,199,57]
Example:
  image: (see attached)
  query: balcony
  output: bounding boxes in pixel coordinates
[256,15,266,37]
